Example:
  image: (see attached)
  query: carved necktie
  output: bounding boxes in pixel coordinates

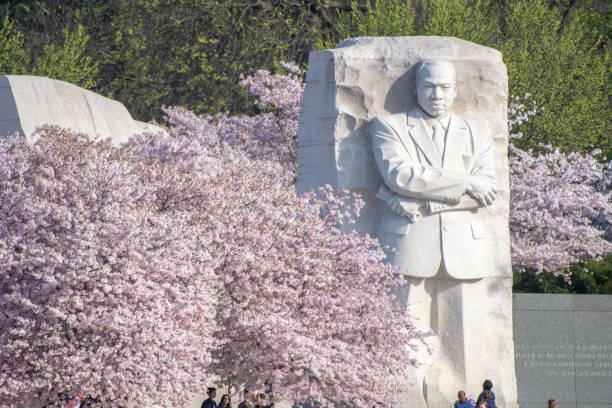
[432,121,444,157]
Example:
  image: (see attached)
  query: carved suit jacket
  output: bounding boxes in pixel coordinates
[370,107,496,279]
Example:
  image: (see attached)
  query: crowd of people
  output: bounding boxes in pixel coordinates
[200,387,271,408]
[58,393,98,407]
[453,380,559,408]
[200,380,560,408]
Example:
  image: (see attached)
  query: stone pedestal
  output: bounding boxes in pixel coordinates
[297,37,518,408]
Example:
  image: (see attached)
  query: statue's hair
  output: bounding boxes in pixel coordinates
[415,59,456,83]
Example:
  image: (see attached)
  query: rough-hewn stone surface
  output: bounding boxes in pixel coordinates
[0,75,164,144]
[297,37,517,408]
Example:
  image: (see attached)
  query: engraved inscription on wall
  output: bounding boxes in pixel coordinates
[513,294,612,408]
[515,343,612,378]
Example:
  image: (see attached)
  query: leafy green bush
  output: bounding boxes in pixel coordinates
[0,15,98,88]
[0,16,28,75]
[513,255,612,294]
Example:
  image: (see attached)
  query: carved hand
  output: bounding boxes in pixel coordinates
[388,195,427,222]
[466,175,497,206]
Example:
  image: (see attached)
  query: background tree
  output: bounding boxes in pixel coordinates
[1,0,608,155]
[159,101,425,407]
[0,0,320,120]
[0,14,98,88]
[326,0,611,157]
[499,0,609,155]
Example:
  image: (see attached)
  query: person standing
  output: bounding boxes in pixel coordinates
[548,399,558,408]
[254,393,266,408]
[219,394,231,408]
[475,379,495,407]
[201,387,218,408]
[454,391,475,408]
[237,389,253,408]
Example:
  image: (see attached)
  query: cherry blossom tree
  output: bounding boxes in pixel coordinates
[149,103,427,407]
[163,61,303,185]
[0,128,218,407]
[507,96,611,278]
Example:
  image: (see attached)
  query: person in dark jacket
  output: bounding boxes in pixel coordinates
[254,393,266,408]
[219,394,231,408]
[201,387,217,408]
[475,379,495,407]
[482,390,497,408]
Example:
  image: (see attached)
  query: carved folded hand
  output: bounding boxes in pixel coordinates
[388,195,427,222]
[466,175,497,206]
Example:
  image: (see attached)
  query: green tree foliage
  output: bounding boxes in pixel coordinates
[2,0,322,121]
[500,0,609,156]
[580,0,611,46]
[418,0,500,46]
[0,16,28,75]
[327,0,611,157]
[321,0,415,41]
[513,255,612,294]
[0,10,99,89]
[30,25,99,89]
[93,0,319,120]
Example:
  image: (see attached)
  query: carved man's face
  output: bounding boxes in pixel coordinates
[415,62,456,118]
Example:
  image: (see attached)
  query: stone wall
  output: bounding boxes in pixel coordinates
[514,294,612,408]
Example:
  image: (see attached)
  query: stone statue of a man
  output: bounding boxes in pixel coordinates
[298,37,519,408]
[370,59,498,403]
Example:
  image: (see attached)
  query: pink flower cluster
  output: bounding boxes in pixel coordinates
[0,128,218,407]
[508,96,611,279]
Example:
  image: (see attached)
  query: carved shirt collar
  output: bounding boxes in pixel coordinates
[417,106,452,131]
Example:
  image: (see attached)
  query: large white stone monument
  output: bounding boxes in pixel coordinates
[297,37,518,408]
[0,75,163,144]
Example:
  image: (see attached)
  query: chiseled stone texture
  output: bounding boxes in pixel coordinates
[514,294,612,408]
[0,75,164,144]
[297,37,517,408]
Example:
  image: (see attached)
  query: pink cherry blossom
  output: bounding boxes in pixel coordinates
[508,96,611,279]
[0,128,218,407]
